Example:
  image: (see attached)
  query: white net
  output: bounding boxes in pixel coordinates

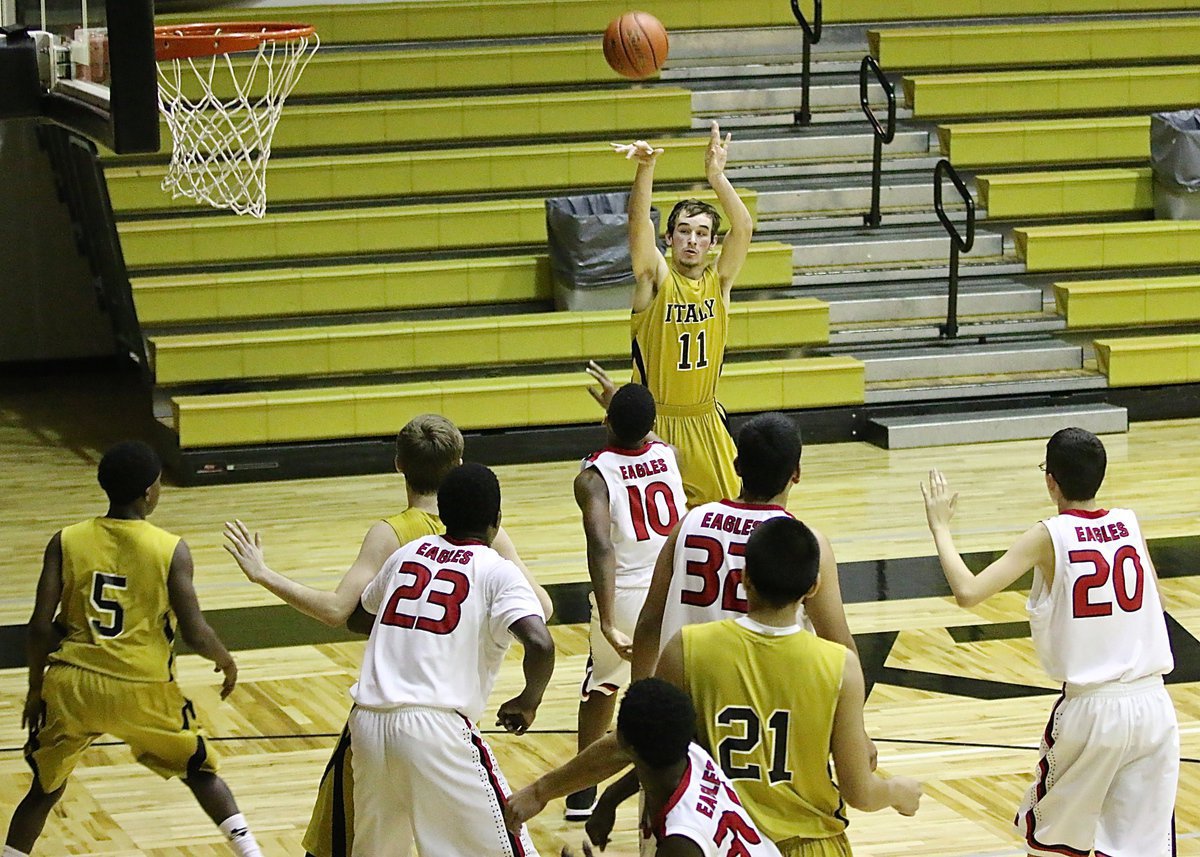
[156,30,318,218]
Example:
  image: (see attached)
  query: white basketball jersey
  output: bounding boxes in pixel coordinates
[1029,508,1174,686]
[353,535,545,722]
[651,743,783,857]
[661,500,809,654]
[582,440,687,589]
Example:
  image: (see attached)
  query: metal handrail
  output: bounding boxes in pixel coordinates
[859,55,895,228]
[790,0,822,126]
[933,159,976,339]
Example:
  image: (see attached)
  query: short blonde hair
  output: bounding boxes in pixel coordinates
[395,414,464,493]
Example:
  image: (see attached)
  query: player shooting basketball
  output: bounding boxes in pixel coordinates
[599,119,753,508]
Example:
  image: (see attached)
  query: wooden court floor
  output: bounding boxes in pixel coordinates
[1,366,1197,856]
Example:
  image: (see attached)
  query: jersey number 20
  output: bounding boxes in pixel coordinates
[1069,546,1145,618]
[380,561,471,634]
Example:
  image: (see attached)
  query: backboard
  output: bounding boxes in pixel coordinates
[1,0,158,153]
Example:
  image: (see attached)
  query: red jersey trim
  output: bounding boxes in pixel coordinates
[442,536,487,546]
[718,499,791,515]
[654,756,694,839]
[598,442,657,458]
[1058,508,1109,520]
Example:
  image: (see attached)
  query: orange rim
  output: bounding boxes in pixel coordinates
[154,22,315,61]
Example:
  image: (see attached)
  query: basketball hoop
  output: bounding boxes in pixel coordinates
[154,22,318,218]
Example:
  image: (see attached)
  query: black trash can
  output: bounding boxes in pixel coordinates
[1151,109,1200,220]
[545,192,661,311]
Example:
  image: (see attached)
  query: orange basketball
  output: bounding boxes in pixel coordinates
[603,11,669,80]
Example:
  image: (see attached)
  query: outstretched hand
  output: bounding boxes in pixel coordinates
[222,520,269,584]
[611,140,663,166]
[920,469,959,533]
[704,120,732,180]
[585,361,618,411]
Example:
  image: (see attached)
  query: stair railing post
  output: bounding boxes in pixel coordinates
[790,0,822,126]
[933,159,975,340]
[859,55,895,228]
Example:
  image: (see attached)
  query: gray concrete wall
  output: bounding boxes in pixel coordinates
[0,118,115,363]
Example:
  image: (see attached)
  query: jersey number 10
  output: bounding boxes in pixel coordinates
[626,481,681,541]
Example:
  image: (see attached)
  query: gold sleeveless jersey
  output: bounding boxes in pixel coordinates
[684,619,849,843]
[631,263,728,408]
[302,504,443,857]
[50,517,181,683]
[383,507,442,545]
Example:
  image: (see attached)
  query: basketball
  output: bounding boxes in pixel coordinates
[603,11,669,80]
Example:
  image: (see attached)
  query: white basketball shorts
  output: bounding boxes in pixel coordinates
[582,584,649,699]
[348,705,539,857]
[1015,675,1179,857]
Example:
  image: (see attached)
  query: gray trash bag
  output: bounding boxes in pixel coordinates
[1150,109,1200,219]
[545,192,661,311]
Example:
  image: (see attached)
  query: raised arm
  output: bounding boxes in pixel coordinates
[167,540,238,699]
[706,122,753,298]
[831,651,922,815]
[23,532,65,730]
[631,523,681,680]
[804,527,858,655]
[615,140,669,313]
[223,518,399,627]
[493,526,554,620]
[576,467,630,659]
[922,469,1052,608]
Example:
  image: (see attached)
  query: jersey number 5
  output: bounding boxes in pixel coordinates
[626,481,681,541]
[681,535,748,612]
[1069,546,1145,618]
[90,571,127,638]
[380,561,471,634]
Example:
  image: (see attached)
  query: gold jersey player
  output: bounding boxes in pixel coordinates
[5,441,265,857]
[611,120,753,507]
[222,414,550,857]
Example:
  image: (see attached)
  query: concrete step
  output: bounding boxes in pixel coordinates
[815,280,1044,324]
[828,314,1066,345]
[864,402,1128,448]
[851,340,1083,382]
[667,27,867,65]
[692,84,909,127]
[729,130,932,165]
[663,58,863,80]
[791,230,1004,269]
[755,182,968,230]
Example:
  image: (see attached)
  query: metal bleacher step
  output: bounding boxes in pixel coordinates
[863,402,1129,449]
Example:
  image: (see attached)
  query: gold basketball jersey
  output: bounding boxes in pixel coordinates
[631,263,728,408]
[684,619,849,843]
[383,507,442,545]
[50,517,181,683]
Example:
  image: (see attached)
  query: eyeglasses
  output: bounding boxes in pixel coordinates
[1038,462,1047,473]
